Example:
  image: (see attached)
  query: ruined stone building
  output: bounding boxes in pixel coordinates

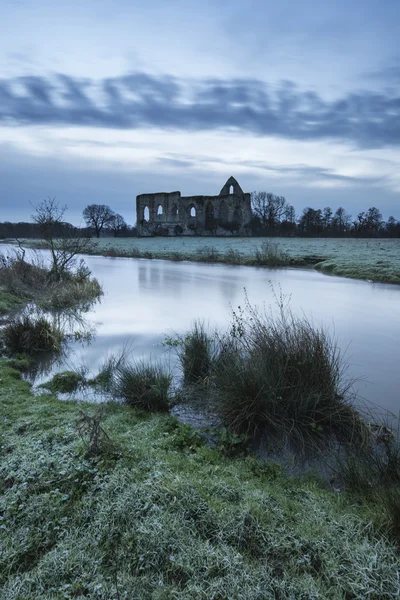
[136,176,252,236]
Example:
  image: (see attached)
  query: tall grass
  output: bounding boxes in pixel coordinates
[0,251,48,300]
[179,298,367,448]
[1,310,64,355]
[114,361,172,411]
[88,349,172,412]
[0,251,102,311]
[178,321,215,384]
[251,241,291,266]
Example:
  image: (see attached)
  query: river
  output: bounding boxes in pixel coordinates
[2,247,400,415]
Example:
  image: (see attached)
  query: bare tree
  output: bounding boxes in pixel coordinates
[32,197,95,279]
[107,213,127,238]
[251,191,288,231]
[83,204,115,238]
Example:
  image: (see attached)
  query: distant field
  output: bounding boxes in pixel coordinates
[93,237,400,284]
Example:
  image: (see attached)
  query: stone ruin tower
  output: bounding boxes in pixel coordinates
[136,176,252,237]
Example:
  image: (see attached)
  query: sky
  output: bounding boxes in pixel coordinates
[0,0,399,225]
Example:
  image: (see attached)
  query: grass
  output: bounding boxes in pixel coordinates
[0,290,24,313]
[1,357,400,598]
[113,360,172,411]
[38,236,400,285]
[85,352,172,411]
[16,236,400,283]
[1,310,65,355]
[39,369,86,394]
[177,301,368,449]
[177,321,215,384]
[335,426,400,544]
[0,250,102,312]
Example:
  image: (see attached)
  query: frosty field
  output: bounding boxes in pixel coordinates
[92,237,400,284]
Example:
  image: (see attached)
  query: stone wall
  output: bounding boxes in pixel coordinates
[136,177,252,236]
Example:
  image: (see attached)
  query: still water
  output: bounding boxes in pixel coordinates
[3,248,400,415]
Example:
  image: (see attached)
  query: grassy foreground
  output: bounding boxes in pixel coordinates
[1,359,399,599]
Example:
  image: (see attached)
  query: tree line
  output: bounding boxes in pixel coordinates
[250,191,400,237]
[0,197,399,239]
[0,204,136,240]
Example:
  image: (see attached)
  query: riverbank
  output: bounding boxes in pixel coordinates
[0,250,102,314]
[1,357,399,599]
[15,236,400,285]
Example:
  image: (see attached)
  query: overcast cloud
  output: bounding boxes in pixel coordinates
[0,0,399,223]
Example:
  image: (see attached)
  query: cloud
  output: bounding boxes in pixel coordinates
[0,71,400,148]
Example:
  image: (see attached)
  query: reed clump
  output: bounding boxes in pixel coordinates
[178,298,367,448]
[1,311,64,355]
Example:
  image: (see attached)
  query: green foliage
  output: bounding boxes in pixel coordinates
[0,290,23,313]
[40,370,85,394]
[247,457,284,481]
[166,421,205,451]
[215,427,249,457]
[5,354,33,372]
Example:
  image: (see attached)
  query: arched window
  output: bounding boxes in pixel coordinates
[171,204,178,217]
[157,204,163,216]
[143,206,150,221]
[229,185,234,194]
[189,205,196,217]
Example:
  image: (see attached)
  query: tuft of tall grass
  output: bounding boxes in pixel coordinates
[114,361,172,412]
[1,311,64,355]
[179,299,368,449]
[251,241,291,267]
[89,350,128,393]
[178,321,215,384]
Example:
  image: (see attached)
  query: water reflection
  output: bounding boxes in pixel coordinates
[1,245,400,414]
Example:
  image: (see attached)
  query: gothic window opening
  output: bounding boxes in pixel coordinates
[157,204,163,216]
[143,206,150,221]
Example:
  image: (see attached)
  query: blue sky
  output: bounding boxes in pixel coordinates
[0,0,399,225]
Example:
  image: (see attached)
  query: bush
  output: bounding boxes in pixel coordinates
[1,312,64,355]
[115,361,172,412]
